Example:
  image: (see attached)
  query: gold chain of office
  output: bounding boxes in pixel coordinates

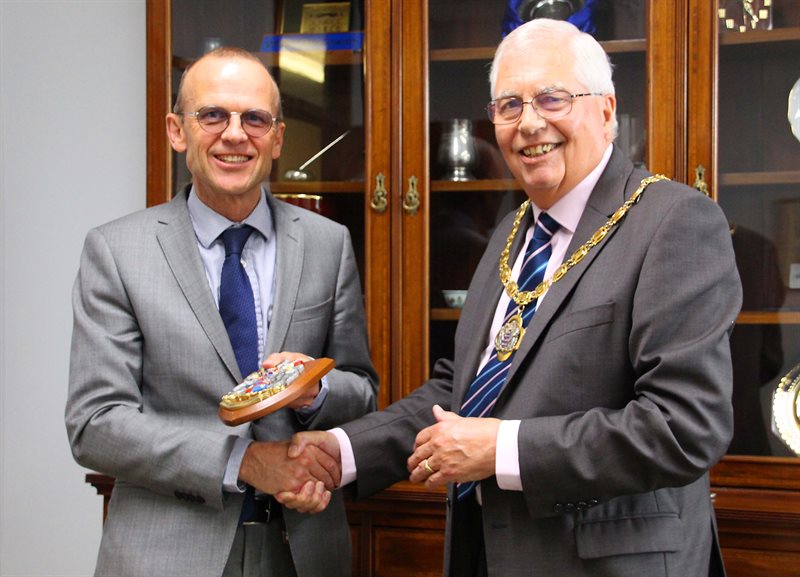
[493,174,668,361]
[499,174,669,307]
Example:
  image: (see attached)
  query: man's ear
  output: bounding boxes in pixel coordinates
[271,121,286,160]
[602,93,617,141]
[166,113,187,153]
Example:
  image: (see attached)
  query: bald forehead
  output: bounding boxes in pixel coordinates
[182,55,280,112]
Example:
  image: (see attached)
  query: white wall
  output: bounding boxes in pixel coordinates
[1,1,145,575]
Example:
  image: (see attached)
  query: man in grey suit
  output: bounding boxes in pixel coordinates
[66,47,377,577]
[290,19,740,577]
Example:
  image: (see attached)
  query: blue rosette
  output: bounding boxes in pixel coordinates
[501,0,601,37]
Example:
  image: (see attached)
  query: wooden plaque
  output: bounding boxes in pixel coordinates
[218,357,335,426]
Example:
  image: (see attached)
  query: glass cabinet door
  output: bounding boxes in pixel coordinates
[170,0,367,267]
[713,1,800,456]
[421,1,650,385]
[153,0,393,400]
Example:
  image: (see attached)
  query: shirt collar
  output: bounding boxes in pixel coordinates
[532,143,613,235]
[187,186,274,248]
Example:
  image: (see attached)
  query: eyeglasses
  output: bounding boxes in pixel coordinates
[486,91,603,124]
[181,106,281,137]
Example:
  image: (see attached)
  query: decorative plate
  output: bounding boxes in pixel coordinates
[789,77,800,142]
[772,361,800,455]
[218,358,335,426]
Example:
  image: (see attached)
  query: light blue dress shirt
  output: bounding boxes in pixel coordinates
[187,186,328,492]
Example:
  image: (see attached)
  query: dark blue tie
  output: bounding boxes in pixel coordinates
[219,226,259,378]
[457,212,560,500]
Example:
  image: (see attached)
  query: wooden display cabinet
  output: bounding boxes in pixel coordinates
[92,1,800,575]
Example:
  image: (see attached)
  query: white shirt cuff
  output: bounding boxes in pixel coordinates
[329,427,357,487]
[495,419,522,491]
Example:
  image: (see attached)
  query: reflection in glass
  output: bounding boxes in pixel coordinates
[728,225,785,455]
[716,6,800,456]
[170,0,367,280]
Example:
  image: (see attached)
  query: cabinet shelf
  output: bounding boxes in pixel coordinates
[719,171,800,187]
[174,50,363,72]
[270,181,363,194]
[431,179,521,192]
[430,38,646,63]
[257,50,363,67]
[434,310,800,324]
[431,308,461,321]
[720,26,800,46]
[738,311,800,324]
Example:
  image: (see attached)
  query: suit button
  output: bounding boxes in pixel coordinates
[553,503,564,514]
[564,503,576,513]
[588,499,599,508]
[577,501,588,511]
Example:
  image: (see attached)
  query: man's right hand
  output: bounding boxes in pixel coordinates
[288,431,341,464]
[267,432,343,514]
[271,432,343,513]
[238,440,340,496]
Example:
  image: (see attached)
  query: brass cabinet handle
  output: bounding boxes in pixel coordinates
[403,175,420,215]
[370,172,388,213]
[693,165,710,197]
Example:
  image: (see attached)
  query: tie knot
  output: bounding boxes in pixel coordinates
[221,226,254,257]
[533,212,560,241]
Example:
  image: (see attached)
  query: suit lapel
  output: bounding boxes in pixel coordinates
[264,196,303,354]
[453,207,532,402]
[502,148,637,388]
[155,190,241,381]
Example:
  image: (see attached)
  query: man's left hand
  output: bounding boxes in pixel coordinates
[275,480,331,514]
[262,351,321,409]
[407,405,500,488]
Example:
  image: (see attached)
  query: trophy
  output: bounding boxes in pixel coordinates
[438,118,478,181]
[518,0,585,21]
[501,0,597,37]
[283,129,350,181]
[718,0,773,33]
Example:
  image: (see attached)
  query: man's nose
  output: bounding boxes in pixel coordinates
[517,101,547,134]
[221,112,249,141]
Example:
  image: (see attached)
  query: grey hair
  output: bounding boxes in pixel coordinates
[489,19,616,136]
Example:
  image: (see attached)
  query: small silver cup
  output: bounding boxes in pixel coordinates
[439,118,478,181]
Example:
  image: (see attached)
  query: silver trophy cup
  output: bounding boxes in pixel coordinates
[439,118,478,181]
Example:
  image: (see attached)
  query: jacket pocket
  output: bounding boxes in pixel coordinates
[575,513,683,559]
[544,301,615,343]
[291,297,333,322]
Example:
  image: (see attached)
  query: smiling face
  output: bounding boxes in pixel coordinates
[492,43,616,209]
[166,55,284,221]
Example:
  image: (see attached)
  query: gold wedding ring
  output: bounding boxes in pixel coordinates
[423,459,435,474]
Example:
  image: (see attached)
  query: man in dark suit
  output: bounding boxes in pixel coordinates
[288,19,740,577]
[66,47,377,577]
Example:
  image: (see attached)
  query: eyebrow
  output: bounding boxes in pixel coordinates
[494,84,568,100]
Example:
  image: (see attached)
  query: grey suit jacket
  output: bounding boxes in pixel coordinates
[342,148,741,577]
[66,189,378,577]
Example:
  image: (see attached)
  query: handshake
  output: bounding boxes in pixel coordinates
[237,405,502,515]
[237,431,342,515]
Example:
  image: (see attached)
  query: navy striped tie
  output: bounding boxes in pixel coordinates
[457,212,560,500]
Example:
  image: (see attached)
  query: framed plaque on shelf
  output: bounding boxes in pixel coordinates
[301,2,350,33]
[281,1,351,34]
